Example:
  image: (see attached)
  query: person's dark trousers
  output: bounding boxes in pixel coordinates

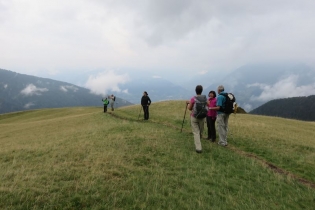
[206,116,216,141]
[104,105,107,113]
[143,105,149,120]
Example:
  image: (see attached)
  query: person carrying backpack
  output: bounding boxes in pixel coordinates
[109,94,116,111]
[102,98,109,113]
[209,85,235,147]
[187,85,208,153]
[141,91,151,120]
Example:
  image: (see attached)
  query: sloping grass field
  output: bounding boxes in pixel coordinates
[0,101,315,209]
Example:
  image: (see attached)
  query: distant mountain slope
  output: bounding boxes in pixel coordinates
[250,95,315,121]
[204,63,315,112]
[0,68,132,114]
[112,76,191,104]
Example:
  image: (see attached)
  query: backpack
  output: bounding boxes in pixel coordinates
[219,93,237,114]
[193,95,208,119]
[103,99,109,105]
[113,96,116,101]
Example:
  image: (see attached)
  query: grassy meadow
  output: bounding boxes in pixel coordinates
[0,102,315,209]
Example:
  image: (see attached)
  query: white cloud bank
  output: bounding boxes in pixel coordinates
[2,0,315,76]
[20,84,48,96]
[85,71,130,96]
[249,75,315,102]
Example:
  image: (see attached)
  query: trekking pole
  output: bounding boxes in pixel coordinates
[137,105,142,120]
[180,103,188,133]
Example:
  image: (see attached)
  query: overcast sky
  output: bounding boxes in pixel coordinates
[1,0,315,90]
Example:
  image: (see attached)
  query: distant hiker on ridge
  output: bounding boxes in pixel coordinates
[102,98,109,113]
[187,85,208,153]
[141,91,151,120]
[109,94,116,111]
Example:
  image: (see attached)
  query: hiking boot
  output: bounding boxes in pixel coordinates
[218,142,227,147]
[196,150,202,153]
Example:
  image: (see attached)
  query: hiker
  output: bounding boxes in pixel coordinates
[109,94,116,111]
[209,85,229,146]
[141,91,151,120]
[102,98,109,113]
[187,85,208,153]
[207,90,217,142]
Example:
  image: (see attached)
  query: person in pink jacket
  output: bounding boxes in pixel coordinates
[207,90,217,142]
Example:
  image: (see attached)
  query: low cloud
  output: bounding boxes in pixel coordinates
[21,84,49,96]
[250,75,315,102]
[24,102,35,109]
[60,86,68,92]
[152,75,162,79]
[60,85,79,92]
[4,84,8,89]
[198,70,208,75]
[122,89,129,94]
[243,103,252,112]
[247,83,266,89]
[85,71,130,95]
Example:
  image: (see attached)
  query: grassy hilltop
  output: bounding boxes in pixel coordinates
[0,101,315,209]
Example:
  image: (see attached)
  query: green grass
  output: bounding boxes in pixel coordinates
[0,103,315,209]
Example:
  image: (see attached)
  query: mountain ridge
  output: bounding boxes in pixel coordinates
[0,68,133,114]
[250,95,315,121]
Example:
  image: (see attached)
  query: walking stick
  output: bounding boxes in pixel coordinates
[180,103,188,133]
[138,105,142,120]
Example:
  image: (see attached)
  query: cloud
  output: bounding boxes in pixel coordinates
[247,83,266,89]
[48,69,60,76]
[60,86,68,92]
[4,84,8,89]
[1,0,315,78]
[243,103,252,112]
[250,75,315,102]
[20,84,49,96]
[60,85,79,92]
[122,89,129,94]
[85,71,130,95]
[24,102,35,109]
[152,75,162,79]
[198,70,208,75]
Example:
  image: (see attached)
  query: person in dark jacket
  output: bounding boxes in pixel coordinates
[141,91,151,120]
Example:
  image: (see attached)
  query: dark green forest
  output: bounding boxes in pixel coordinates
[250,95,315,121]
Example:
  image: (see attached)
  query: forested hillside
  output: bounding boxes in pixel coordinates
[250,95,315,121]
[0,68,132,114]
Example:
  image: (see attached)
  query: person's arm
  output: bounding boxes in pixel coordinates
[210,106,220,110]
[187,98,193,111]
[210,97,221,110]
[148,97,151,105]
